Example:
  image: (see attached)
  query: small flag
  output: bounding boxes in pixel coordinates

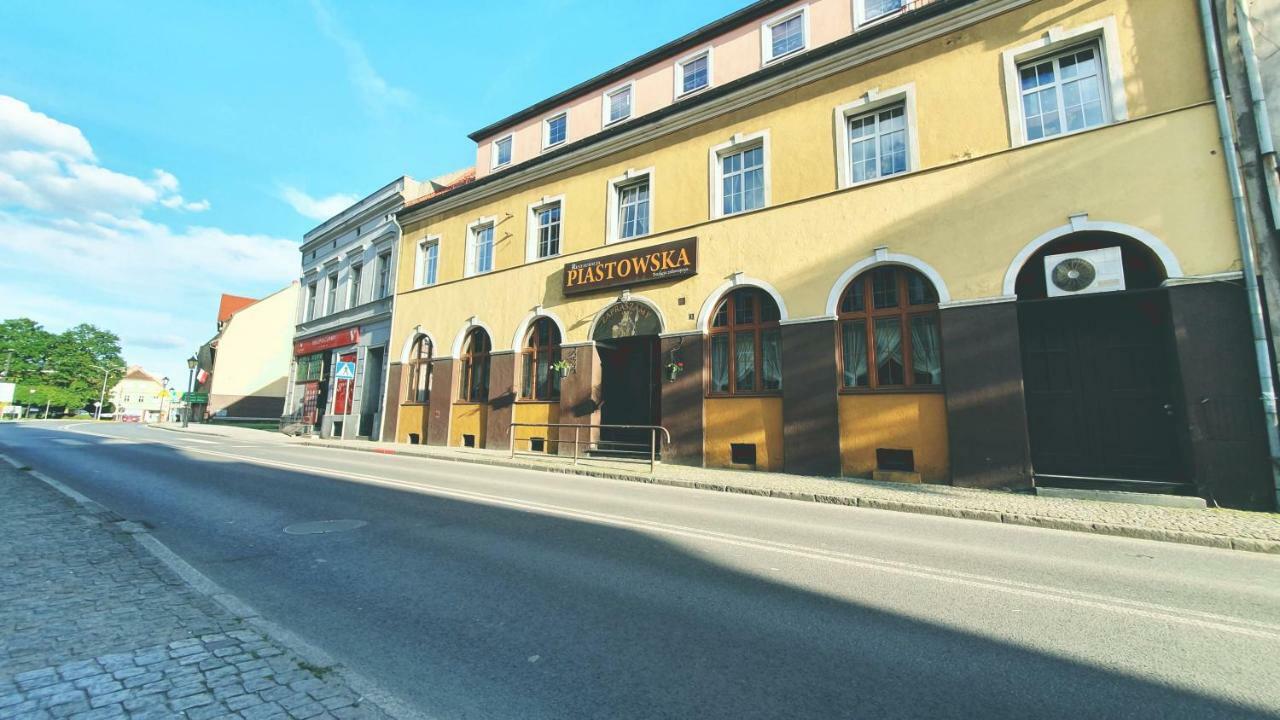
[196,368,209,384]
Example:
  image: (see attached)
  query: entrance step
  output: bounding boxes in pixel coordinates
[1035,486,1207,509]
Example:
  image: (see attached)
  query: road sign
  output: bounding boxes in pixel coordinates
[334,361,357,381]
[182,392,209,404]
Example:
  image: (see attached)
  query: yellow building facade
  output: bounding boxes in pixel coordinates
[385,0,1275,509]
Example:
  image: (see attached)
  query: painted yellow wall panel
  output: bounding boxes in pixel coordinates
[513,402,561,454]
[704,397,784,472]
[397,405,426,445]
[449,404,486,448]
[838,394,949,483]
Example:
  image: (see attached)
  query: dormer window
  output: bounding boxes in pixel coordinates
[544,112,568,149]
[676,49,712,98]
[604,83,633,126]
[493,135,513,168]
[856,0,904,28]
[763,6,808,64]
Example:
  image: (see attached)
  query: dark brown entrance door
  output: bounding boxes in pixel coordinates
[1019,292,1182,483]
[597,336,661,452]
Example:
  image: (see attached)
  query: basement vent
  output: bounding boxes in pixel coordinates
[730,443,757,466]
[463,434,476,448]
[876,448,915,473]
[530,437,546,453]
[408,433,421,445]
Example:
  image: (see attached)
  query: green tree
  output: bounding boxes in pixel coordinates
[0,319,55,384]
[0,318,126,411]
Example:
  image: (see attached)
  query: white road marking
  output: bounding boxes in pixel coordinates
[148,444,1280,642]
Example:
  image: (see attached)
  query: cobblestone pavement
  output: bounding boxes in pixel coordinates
[0,465,394,720]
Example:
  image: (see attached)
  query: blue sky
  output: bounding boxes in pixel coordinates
[0,0,744,386]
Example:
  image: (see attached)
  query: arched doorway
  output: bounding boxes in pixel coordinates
[592,299,664,450]
[1014,231,1188,491]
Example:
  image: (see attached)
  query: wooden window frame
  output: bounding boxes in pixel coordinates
[459,328,492,403]
[837,266,943,393]
[707,288,782,397]
[405,335,432,405]
[519,318,562,402]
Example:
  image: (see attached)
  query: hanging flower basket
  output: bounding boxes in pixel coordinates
[665,361,685,383]
[551,360,574,378]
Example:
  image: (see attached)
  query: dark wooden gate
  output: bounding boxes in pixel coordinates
[1019,292,1184,485]
[597,336,662,451]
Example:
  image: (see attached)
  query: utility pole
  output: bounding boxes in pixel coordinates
[184,356,197,428]
[90,365,111,421]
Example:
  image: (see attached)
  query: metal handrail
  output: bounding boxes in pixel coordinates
[508,422,671,473]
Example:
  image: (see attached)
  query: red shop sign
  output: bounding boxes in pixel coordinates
[295,327,359,356]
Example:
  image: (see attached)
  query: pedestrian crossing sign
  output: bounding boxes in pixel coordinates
[335,361,356,381]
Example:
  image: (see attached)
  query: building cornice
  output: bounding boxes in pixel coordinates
[405,0,1030,224]
[301,178,411,250]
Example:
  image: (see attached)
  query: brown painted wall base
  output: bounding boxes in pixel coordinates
[486,353,517,451]
[661,335,704,467]
[426,359,455,447]
[382,362,404,442]
[781,321,841,476]
[557,345,600,456]
[1168,282,1274,510]
[939,301,1033,491]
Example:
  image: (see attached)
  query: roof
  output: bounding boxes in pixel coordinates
[121,366,164,385]
[467,0,795,141]
[402,168,477,212]
[218,294,258,324]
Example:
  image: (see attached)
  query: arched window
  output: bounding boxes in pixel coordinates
[521,318,562,401]
[838,266,942,390]
[708,288,782,395]
[407,335,432,404]
[459,328,491,402]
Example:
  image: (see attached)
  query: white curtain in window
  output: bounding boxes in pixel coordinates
[762,329,782,390]
[735,333,755,390]
[711,335,730,392]
[874,318,903,381]
[910,315,943,384]
[842,321,868,387]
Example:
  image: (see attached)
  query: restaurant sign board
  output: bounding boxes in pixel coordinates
[563,237,697,297]
[294,327,360,356]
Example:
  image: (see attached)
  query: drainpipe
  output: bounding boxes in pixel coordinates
[1234,0,1280,229]
[1199,0,1280,508]
[375,212,403,444]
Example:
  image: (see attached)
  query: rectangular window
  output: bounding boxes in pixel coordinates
[848,103,908,184]
[1019,44,1107,142]
[764,9,807,63]
[606,84,632,125]
[720,145,765,216]
[617,178,650,239]
[305,283,317,320]
[678,52,710,96]
[535,203,561,259]
[349,264,362,307]
[325,272,338,314]
[544,113,567,148]
[493,136,513,167]
[470,224,494,275]
[376,252,391,299]
[860,0,903,25]
[420,240,438,286]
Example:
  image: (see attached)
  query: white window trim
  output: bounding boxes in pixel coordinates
[491,134,514,169]
[542,112,568,151]
[605,168,655,244]
[465,216,498,278]
[673,47,714,100]
[853,0,906,31]
[760,5,810,65]
[415,234,441,288]
[601,81,636,127]
[525,195,566,262]
[348,261,364,307]
[833,82,920,190]
[1001,17,1127,148]
[708,131,771,220]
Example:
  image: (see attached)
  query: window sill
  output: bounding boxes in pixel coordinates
[676,85,711,101]
[839,386,945,395]
[856,9,904,31]
[541,141,566,153]
[454,400,487,406]
[1016,119,1114,148]
[705,392,783,399]
[604,115,632,128]
[516,399,560,405]
[839,167,917,191]
[608,231,651,245]
[764,46,807,66]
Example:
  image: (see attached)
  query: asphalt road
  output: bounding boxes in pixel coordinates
[2,421,1279,719]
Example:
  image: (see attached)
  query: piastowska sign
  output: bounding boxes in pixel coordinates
[563,237,697,296]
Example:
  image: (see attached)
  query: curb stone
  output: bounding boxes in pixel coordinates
[0,453,430,720]
[295,441,1280,556]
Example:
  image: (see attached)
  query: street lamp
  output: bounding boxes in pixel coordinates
[183,356,198,428]
[160,377,170,424]
[89,364,113,421]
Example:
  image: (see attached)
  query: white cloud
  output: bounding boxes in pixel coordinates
[280,185,358,221]
[309,0,412,115]
[0,96,95,160]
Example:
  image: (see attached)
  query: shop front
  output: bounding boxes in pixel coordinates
[288,324,391,440]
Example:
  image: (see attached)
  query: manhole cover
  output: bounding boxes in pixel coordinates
[284,520,367,535]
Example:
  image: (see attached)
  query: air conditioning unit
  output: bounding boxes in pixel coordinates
[1043,246,1126,298]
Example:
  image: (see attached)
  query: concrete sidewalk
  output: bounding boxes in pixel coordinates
[153,423,1280,554]
[0,459,402,720]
